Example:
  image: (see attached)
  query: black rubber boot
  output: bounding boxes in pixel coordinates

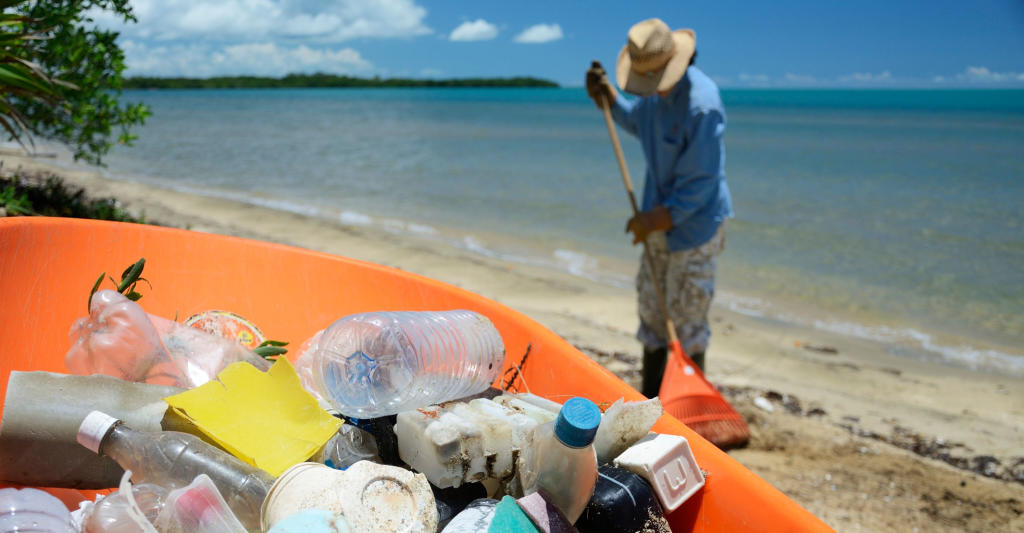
[641,346,668,398]
[690,351,706,374]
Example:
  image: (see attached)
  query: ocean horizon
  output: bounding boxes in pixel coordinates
[70,86,1023,376]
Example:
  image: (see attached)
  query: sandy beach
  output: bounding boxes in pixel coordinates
[2,150,1021,532]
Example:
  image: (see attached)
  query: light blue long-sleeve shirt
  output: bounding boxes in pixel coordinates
[610,66,733,251]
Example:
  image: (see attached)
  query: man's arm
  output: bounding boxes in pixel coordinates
[608,92,640,137]
[586,61,640,136]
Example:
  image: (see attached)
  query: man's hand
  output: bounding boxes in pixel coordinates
[586,61,617,109]
[625,206,673,245]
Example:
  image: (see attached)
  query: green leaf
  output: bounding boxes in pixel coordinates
[88,271,104,312]
[253,346,288,359]
[125,290,142,301]
[1,0,148,165]
[116,257,145,293]
[257,340,289,348]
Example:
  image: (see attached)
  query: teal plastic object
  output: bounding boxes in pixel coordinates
[488,496,539,533]
[267,509,352,533]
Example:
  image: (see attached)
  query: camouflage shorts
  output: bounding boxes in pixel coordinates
[636,224,725,355]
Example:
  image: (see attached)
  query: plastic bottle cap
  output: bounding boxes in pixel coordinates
[554,397,601,448]
[76,410,120,454]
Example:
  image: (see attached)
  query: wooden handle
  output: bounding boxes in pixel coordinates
[599,94,680,346]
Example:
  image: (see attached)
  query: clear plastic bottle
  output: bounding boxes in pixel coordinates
[0,487,76,533]
[296,310,505,418]
[312,423,380,469]
[77,410,275,531]
[517,397,601,524]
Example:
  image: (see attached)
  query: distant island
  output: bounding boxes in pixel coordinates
[123,73,560,89]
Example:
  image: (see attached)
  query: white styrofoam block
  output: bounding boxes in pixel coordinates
[395,398,539,488]
[612,433,705,512]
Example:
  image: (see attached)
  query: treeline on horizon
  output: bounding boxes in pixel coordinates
[123,73,560,89]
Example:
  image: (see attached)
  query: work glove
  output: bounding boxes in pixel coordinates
[625,206,673,245]
[586,61,617,109]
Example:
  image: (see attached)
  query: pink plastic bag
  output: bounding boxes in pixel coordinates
[67,290,184,386]
[67,290,271,388]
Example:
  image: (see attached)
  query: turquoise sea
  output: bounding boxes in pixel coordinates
[97,88,1024,375]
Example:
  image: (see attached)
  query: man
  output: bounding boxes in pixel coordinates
[586,18,732,398]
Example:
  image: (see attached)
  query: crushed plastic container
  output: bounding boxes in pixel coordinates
[518,397,601,524]
[0,487,77,533]
[313,423,381,469]
[76,410,274,531]
[613,433,705,513]
[344,414,401,466]
[148,313,272,386]
[154,474,247,533]
[80,471,167,533]
[261,461,438,533]
[395,397,539,488]
[294,310,505,418]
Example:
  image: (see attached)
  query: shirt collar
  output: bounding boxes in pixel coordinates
[653,67,691,106]
[668,67,692,103]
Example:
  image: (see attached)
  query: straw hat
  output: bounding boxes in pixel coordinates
[616,18,696,96]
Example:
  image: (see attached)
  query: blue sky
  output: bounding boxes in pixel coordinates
[94,0,1024,87]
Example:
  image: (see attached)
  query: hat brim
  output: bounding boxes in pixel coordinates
[616,29,696,97]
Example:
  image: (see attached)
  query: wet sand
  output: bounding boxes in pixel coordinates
[2,151,1021,532]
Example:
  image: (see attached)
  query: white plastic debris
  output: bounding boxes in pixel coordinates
[395,398,539,488]
[261,461,437,533]
[493,394,559,425]
[612,433,705,513]
[753,396,774,412]
[593,397,664,464]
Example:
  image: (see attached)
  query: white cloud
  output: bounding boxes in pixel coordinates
[838,70,892,82]
[449,19,498,41]
[784,73,816,84]
[90,0,431,42]
[738,73,771,84]
[514,23,563,44]
[121,40,372,77]
[956,66,1024,83]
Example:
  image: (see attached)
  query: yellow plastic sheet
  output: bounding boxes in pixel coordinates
[165,358,342,477]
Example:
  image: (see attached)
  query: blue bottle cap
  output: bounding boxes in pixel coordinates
[554,397,601,448]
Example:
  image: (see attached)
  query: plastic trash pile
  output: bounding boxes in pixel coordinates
[0,282,705,533]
